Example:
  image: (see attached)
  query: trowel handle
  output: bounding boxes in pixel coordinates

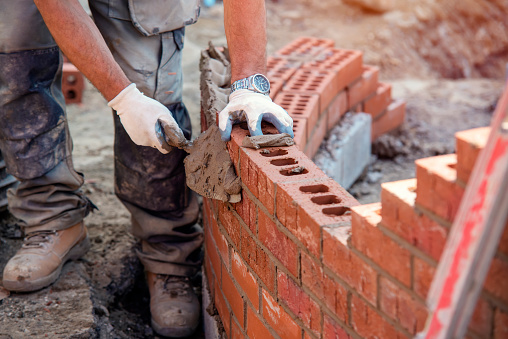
[156,119,192,153]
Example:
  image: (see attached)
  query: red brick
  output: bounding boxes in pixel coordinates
[323,315,350,339]
[210,212,230,270]
[379,277,428,335]
[277,178,359,257]
[262,290,302,339]
[215,280,231,337]
[371,99,406,140]
[326,91,348,130]
[204,255,215,298]
[269,78,284,100]
[276,37,335,60]
[241,236,276,292]
[240,141,327,215]
[322,226,377,305]
[274,92,320,138]
[455,127,490,184]
[468,297,493,337]
[413,256,436,299]
[284,69,340,113]
[351,294,407,339]
[62,62,84,104]
[277,271,321,335]
[222,265,245,329]
[381,179,448,261]
[258,209,298,276]
[499,220,508,257]
[415,154,465,223]
[231,317,244,338]
[364,82,392,119]
[304,113,327,159]
[303,49,364,92]
[484,256,508,305]
[351,203,412,286]
[205,222,223,282]
[232,190,257,234]
[232,251,260,311]
[301,252,349,322]
[292,117,308,150]
[494,308,508,339]
[218,201,243,249]
[246,305,275,339]
[267,56,303,83]
[347,65,379,108]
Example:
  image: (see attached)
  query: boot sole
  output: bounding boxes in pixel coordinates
[3,234,91,292]
[151,319,198,338]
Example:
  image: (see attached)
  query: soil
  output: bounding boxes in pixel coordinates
[0,0,506,338]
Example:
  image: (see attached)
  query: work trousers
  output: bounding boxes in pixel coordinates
[0,0,203,277]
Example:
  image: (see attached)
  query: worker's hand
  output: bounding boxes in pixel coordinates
[108,84,187,154]
[218,89,294,141]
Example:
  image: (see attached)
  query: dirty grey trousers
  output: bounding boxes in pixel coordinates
[0,0,203,277]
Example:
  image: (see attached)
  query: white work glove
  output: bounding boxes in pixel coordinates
[218,89,294,141]
[108,84,186,154]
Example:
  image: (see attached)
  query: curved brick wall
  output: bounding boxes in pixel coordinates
[200,39,508,338]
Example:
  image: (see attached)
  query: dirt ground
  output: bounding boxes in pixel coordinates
[0,0,506,338]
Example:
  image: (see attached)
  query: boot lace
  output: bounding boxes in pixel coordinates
[158,275,192,298]
[22,230,58,248]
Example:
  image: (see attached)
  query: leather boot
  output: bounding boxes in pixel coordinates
[2,222,90,292]
[147,272,200,338]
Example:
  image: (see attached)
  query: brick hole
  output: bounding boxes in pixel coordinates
[299,184,329,194]
[260,149,288,157]
[408,186,417,193]
[270,158,298,166]
[322,206,351,216]
[280,166,308,176]
[448,163,456,169]
[66,90,77,99]
[66,75,77,85]
[311,195,342,205]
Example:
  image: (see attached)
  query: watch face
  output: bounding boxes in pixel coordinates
[252,74,270,94]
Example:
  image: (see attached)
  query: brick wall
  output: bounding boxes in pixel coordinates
[200,38,508,338]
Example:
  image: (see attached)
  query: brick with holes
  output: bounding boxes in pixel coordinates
[291,117,307,150]
[274,92,320,139]
[347,65,379,108]
[276,36,335,60]
[62,63,84,104]
[267,56,303,83]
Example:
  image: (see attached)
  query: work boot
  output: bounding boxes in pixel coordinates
[2,222,90,292]
[147,272,200,338]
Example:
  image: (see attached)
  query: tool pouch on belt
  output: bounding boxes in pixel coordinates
[109,0,200,36]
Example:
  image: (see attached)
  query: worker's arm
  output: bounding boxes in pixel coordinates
[219,0,293,141]
[33,0,186,153]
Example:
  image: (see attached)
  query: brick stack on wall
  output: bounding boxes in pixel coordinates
[200,40,508,338]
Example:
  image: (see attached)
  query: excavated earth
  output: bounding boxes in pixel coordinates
[0,0,507,338]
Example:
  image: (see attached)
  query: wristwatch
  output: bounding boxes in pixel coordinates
[231,73,271,95]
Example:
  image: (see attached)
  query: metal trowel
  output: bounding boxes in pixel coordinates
[157,119,242,203]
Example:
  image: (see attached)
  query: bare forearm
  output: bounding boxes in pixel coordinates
[34,0,130,101]
[223,0,267,83]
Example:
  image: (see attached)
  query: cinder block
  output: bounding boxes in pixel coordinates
[350,294,405,339]
[221,264,245,328]
[455,127,490,184]
[415,154,465,223]
[258,209,298,277]
[284,69,340,114]
[246,305,276,339]
[277,271,321,336]
[301,252,349,323]
[274,92,320,137]
[276,178,359,257]
[351,203,412,286]
[262,290,302,339]
[379,276,428,335]
[62,63,84,104]
[232,251,260,311]
[322,226,377,305]
[347,65,379,108]
[371,99,406,140]
[303,48,364,92]
[313,113,372,189]
[364,82,392,119]
[276,37,335,60]
[267,56,302,83]
[381,179,448,261]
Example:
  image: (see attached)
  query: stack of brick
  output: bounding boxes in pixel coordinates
[200,42,508,337]
[267,37,405,157]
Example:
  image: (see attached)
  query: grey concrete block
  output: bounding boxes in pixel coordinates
[314,113,372,189]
